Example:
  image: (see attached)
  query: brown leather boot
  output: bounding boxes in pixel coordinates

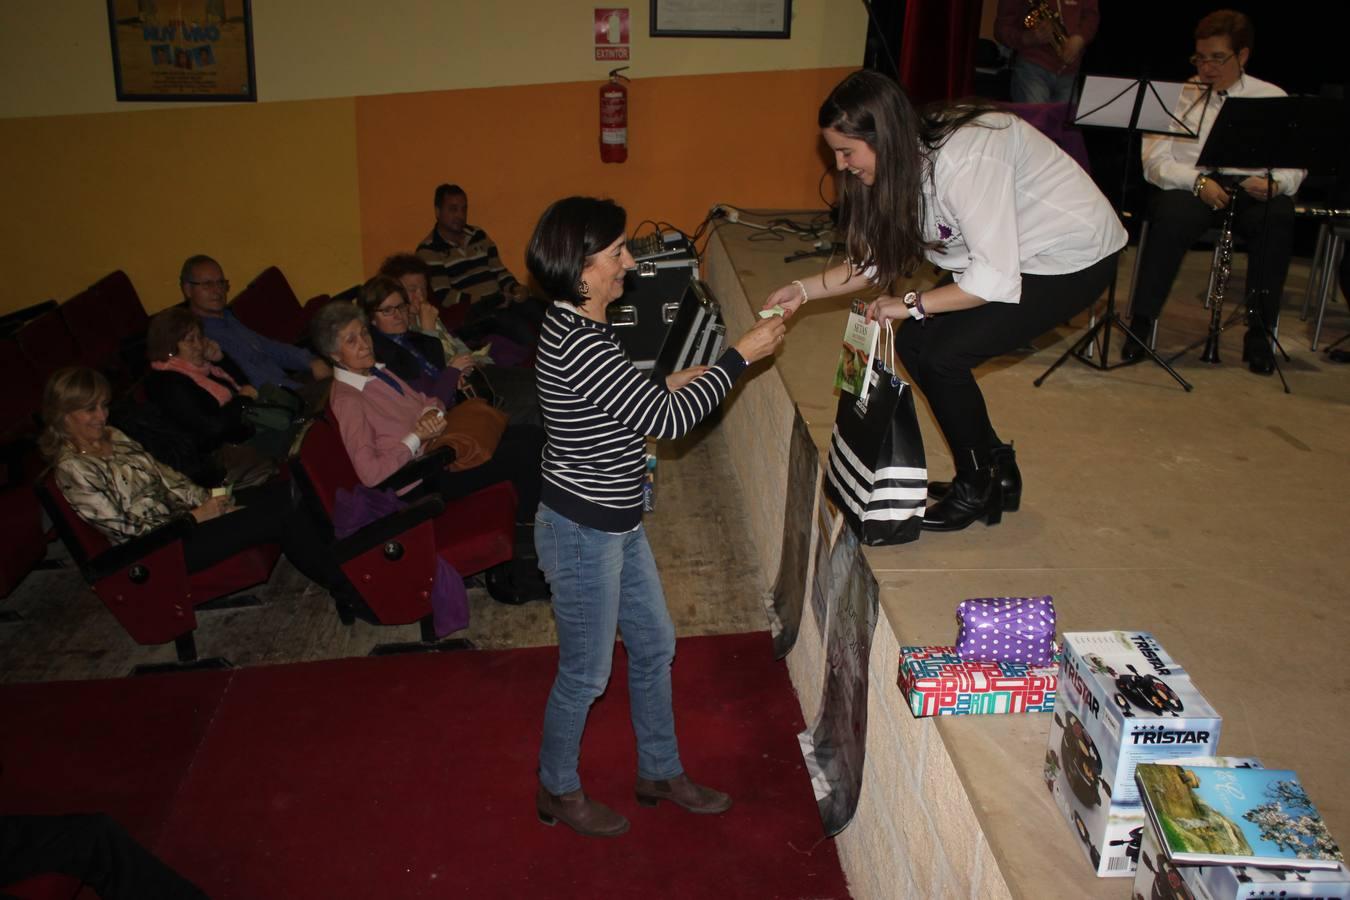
[535,786,630,837]
[634,774,732,814]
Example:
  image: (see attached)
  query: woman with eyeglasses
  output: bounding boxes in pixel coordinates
[313,293,549,602]
[1124,9,1304,375]
[763,70,1125,531]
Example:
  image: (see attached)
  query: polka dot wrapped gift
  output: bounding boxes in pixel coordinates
[954,596,1056,667]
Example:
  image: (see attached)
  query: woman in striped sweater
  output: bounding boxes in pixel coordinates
[525,197,784,838]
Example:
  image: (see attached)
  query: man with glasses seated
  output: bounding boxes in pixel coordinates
[1123,9,1304,374]
[180,254,333,408]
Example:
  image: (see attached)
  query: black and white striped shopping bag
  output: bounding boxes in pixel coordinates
[824,324,927,545]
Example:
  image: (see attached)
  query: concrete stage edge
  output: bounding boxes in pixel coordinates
[704,215,1349,900]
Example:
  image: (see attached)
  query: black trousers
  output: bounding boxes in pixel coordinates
[0,814,206,900]
[897,255,1117,457]
[182,480,345,594]
[417,424,545,523]
[1130,187,1295,325]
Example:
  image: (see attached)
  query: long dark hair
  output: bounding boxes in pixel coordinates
[819,70,998,290]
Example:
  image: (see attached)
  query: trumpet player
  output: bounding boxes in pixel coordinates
[1124,9,1305,375]
[995,0,1099,104]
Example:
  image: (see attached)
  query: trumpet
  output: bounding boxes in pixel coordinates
[1024,0,1068,50]
[1200,179,1238,364]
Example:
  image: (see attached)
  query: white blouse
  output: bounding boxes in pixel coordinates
[920,112,1127,304]
[1141,73,1305,197]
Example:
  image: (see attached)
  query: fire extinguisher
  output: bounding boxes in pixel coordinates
[600,66,629,164]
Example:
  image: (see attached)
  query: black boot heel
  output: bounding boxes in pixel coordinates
[984,476,1004,526]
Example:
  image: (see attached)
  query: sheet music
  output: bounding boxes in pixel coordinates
[1073,76,1139,127]
[1139,81,1210,136]
[1072,76,1210,137]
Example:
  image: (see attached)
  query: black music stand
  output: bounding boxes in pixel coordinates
[1035,76,1203,391]
[1166,96,1348,394]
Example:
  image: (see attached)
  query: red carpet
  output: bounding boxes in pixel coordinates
[1,632,849,899]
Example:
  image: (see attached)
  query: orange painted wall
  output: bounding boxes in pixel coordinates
[354,67,852,283]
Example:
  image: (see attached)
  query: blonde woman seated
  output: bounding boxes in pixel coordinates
[43,367,348,600]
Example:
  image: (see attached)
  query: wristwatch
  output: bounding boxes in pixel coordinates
[902,291,926,320]
[1193,174,1209,197]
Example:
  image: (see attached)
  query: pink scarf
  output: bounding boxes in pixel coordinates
[151,356,240,406]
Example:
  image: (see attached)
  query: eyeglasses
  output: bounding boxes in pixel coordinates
[1189,52,1235,68]
[186,278,230,290]
[376,302,408,316]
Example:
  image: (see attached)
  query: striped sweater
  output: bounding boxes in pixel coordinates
[536,302,747,532]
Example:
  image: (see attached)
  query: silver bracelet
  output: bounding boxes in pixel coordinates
[791,279,809,304]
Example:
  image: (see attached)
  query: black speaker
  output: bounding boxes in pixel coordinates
[607,257,698,369]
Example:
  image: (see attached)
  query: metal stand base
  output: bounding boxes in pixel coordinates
[1035,278,1193,391]
[1167,306,1292,394]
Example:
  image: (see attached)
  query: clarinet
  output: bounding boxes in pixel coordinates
[1199,180,1239,364]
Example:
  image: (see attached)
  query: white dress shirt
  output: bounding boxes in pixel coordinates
[1141,73,1305,195]
[921,112,1127,304]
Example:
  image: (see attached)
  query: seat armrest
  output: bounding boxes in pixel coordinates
[376,447,455,493]
[85,517,195,580]
[333,495,446,560]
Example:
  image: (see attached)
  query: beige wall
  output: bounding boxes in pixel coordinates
[0,1,868,119]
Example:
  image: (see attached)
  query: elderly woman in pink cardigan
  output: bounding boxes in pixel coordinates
[311,297,548,601]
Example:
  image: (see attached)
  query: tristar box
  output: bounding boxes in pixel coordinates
[898,646,1058,717]
[1044,631,1221,878]
[1131,758,1350,900]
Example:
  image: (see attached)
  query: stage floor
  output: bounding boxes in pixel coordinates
[712,211,1350,898]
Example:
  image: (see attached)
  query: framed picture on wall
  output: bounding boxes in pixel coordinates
[650,0,792,39]
[106,0,257,102]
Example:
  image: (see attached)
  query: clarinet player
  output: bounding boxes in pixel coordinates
[1122,9,1305,374]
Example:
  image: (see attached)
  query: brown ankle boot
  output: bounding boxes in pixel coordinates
[536,786,630,837]
[634,774,732,814]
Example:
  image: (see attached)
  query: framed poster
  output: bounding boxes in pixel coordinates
[650,0,791,39]
[107,0,257,102]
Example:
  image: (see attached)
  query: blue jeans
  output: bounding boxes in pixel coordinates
[1010,55,1075,104]
[535,504,682,795]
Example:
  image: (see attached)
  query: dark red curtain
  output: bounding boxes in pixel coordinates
[897,0,982,105]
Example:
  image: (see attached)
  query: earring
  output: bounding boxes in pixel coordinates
[578,280,590,297]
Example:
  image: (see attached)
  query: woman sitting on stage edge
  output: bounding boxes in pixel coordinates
[764,70,1126,531]
[526,196,784,837]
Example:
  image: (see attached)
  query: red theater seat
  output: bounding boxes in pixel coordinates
[35,472,280,670]
[0,487,47,600]
[16,309,81,385]
[230,267,309,345]
[292,413,520,631]
[59,272,149,378]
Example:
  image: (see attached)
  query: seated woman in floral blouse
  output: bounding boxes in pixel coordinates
[43,366,350,605]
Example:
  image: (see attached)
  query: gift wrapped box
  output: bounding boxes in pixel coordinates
[898,645,1058,717]
[955,595,1056,666]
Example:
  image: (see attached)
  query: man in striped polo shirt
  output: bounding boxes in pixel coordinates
[416,183,543,347]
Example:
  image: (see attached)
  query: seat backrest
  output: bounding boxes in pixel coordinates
[91,270,150,335]
[230,266,308,345]
[16,308,82,382]
[36,469,113,570]
[60,284,121,369]
[294,411,360,520]
[0,337,46,440]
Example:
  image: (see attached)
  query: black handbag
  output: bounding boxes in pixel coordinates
[824,322,927,545]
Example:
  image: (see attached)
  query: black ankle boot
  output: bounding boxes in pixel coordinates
[922,448,1004,532]
[1241,321,1275,375]
[929,443,1021,513]
[1119,315,1153,365]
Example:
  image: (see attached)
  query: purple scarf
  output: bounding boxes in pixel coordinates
[332,484,468,638]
